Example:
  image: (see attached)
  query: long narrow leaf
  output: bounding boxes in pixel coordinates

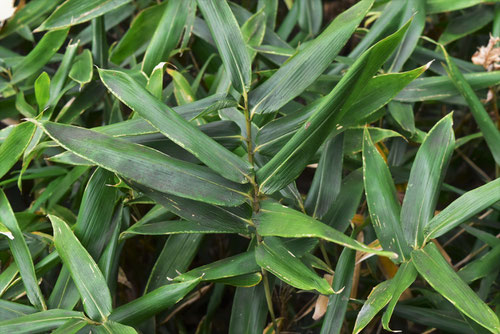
[254,201,398,259]
[424,177,500,240]
[0,190,45,310]
[98,69,252,184]
[256,20,416,194]
[48,215,112,322]
[411,243,500,333]
[197,0,251,94]
[401,114,455,247]
[362,128,410,260]
[248,0,373,114]
[33,120,251,206]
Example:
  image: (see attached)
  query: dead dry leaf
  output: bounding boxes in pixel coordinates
[472,35,500,71]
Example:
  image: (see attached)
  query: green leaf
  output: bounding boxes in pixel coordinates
[320,247,355,334]
[395,71,500,103]
[141,0,188,75]
[137,185,251,233]
[255,237,333,295]
[197,0,251,94]
[257,0,278,30]
[438,7,493,45]
[248,0,373,115]
[34,72,50,111]
[459,244,500,283]
[48,215,112,321]
[381,262,418,331]
[442,45,500,166]
[146,62,166,99]
[0,0,62,39]
[426,0,490,14]
[394,305,473,334]
[144,234,203,293]
[123,219,248,236]
[11,28,69,84]
[256,67,428,156]
[344,127,402,155]
[424,178,500,240]
[51,319,88,334]
[93,321,138,333]
[411,242,500,333]
[353,280,393,333]
[98,68,252,184]
[254,200,398,259]
[362,127,410,261]
[109,2,168,65]
[108,278,200,325]
[229,283,268,334]
[323,169,364,232]
[387,101,416,134]
[0,309,85,334]
[304,134,343,219]
[0,189,46,310]
[353,261,417,333]
[167,68,196,105]
[256,20,417,194]
[0,122,36,180]
[390,0,426,72]
[49,168,118,310]
[175,250,260,284]
[34,120,250,206]
[49,40,79,107]
[36,0,132,31]
[69,50,93,86]
[241,8,266,61]
[401,114,455,247]
[0,300,36,321]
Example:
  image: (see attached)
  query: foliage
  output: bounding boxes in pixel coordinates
[0,0,499,333]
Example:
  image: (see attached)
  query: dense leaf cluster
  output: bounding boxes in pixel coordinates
[0,0,499,333]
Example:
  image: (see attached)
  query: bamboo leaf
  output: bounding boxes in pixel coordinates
[141,0,188,75]
[255,237,334,295]
[0,189,46,310]
[0,122,36,180]
[229,283,268,334]
[458,244,500,283]
[256,20,418,194]
[304,133,343,219]
[0,300,36,321]
[108,278,200,325]
[37,0,132,31]
[11,28,69,84]
[93,321,138,334]
[319,248,355,334]
[34,72,50,111]
[411,242,500,333]
[197,0,251,94]
[98,68,252,184]
[33,120,251,206]
[254,200,398,259]
[144,234,203,294]
[0,309,85,334]
[109,2,167,65]
[441,45,500,166]
[69,50,93,86]
[401,114,455,247]
[248,0,373,115]
[353,261,417,333]
[175,250,260,284]
[48,215,112,321]
[362,127,410,261]
[424,178,500,240]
